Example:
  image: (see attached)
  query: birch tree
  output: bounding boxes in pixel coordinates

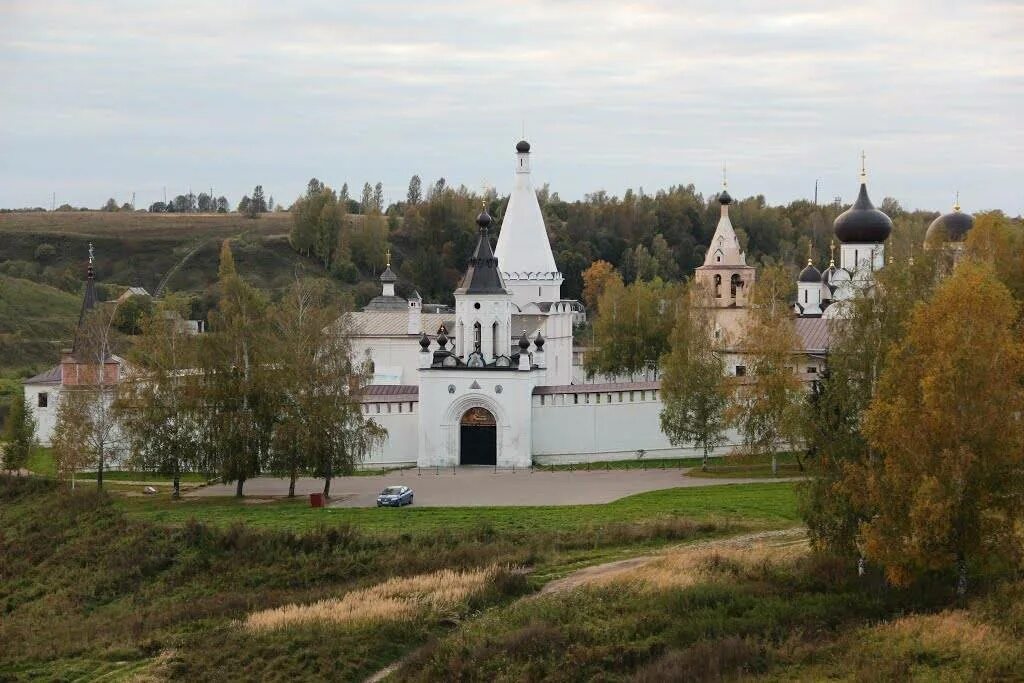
[659,284,729,470]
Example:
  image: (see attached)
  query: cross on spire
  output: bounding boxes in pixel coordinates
[722,162,728,189]
[859,150,867,182]
[88,242,94,266]
[385,249,391,267]
[829,240,836,265]
[954,190,961,212]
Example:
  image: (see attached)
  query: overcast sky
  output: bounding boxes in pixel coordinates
[1,1,1021,214]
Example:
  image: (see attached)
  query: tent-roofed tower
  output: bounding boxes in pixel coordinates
[494,140,563,310]
[694,177,756,346]
[454,209,514,363]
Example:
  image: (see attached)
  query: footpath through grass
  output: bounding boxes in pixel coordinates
[119,482,800,536]
[0,476,789,681]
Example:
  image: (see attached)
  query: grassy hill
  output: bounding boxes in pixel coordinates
[0,274,80,374]
[0,211,336,376]
[2,477,1020,681]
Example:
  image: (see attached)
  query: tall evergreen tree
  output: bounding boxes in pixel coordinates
[406,174,422,205]
[2,392,36,474]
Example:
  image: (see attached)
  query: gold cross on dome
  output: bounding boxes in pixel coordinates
[385,249,391,267]
[88,243,94,265]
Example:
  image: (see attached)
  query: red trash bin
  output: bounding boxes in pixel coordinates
[309,492,324,508]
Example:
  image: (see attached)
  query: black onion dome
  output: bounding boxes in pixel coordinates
[476,210,492,229]
[379,265,397,283]
[798,262,822,283]
[534,332,545,350]
[833,183,893,243]
[516,140,531,153]
[518,331,530,351]
[419,332,430,350]
[718,189,733,205]
[822,262,837,284]
[926,210,974,244]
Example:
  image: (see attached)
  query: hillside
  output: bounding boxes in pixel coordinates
[0,211,338,375]
[0,274,80,373]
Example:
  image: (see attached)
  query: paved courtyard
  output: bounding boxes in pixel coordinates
[187,467,795,507]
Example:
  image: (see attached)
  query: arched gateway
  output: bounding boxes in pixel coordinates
[459,407,497,465]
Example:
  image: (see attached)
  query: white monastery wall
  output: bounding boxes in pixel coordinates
[361,398,419,467]
[531,387,743,464]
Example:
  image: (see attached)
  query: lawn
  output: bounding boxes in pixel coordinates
[119,482,800,536]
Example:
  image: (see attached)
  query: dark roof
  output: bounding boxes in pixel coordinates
[456,212,508,295]
[833,183,893,244]
[363,295,409,312]
[718,189,733,205]
[795,317,832,353]
[516,140,531,153]
[360,384,419,402]
[379,265,398,283]
[798,262,822,283]
[926,210,974,244]
[23,365,61,385]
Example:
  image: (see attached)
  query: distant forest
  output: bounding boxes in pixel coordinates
[286,175,940,306]
[3,174,946,307]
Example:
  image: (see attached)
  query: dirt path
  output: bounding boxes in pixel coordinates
[362,527,806,682]
[539,527,806,595]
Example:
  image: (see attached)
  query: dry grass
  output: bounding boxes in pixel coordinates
[870,610,1021,663]
[245,566,500,632]
[594,532,809,591]
[0,210,292,238]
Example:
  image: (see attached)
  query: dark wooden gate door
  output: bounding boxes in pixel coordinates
[459,407,497,465]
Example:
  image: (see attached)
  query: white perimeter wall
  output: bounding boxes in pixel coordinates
[531,389,742,464]
[360,399,419,467]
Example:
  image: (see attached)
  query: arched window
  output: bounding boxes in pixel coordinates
[492,321,499,357]
[473,321,482,350]
[714,274,722,298]
[803,289,808,303]
[731,274,741,298]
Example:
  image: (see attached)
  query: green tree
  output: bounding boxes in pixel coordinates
[52,303,125,490]
[246,185,267,218]
[860,262,1024,592]
[407,175,422,205]
[2,392,36,474]
[659,284,729,470]
[117,295,202,498]
[360,183,374,214]
[268,279,385,497]
[729,265,803,474]
[200,241,271,496]
[585,278,678,379]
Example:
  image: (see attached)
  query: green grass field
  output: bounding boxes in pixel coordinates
[119,482,799,535]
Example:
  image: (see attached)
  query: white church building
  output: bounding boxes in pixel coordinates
[26,142,915,470]
[352,141,691,468]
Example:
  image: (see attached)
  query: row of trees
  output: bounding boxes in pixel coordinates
[46,241,385,498]
[657,212,1024,592]
[282,170,941,306]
